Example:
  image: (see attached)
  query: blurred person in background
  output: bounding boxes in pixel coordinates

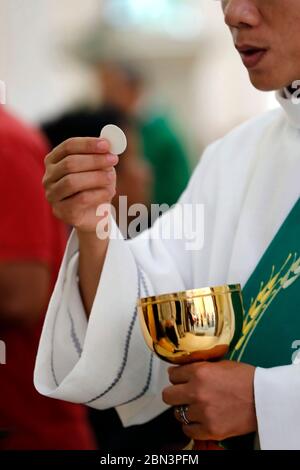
[64,22,191,207]
[96,61,191,207]
[0,105,95,449]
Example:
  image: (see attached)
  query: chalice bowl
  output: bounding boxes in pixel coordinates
[138,284,244,450]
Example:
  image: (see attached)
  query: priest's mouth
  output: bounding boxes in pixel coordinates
[235,45,268,69]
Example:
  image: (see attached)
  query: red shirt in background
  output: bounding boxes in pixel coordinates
[0,107,96,449]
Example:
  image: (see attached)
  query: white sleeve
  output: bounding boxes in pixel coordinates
[34,151,211,427]
[254,364,300,450]
[34,222,170,426]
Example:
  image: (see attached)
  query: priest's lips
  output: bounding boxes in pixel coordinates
[235,45,268,69]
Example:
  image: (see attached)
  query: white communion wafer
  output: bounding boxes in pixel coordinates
[100,124,127,155]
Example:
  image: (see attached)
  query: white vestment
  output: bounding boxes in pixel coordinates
[34,91,300,450]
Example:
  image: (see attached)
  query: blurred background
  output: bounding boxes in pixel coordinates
[0,0,280,452]
[0,0,278,160]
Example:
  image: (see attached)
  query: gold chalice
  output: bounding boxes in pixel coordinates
[138,284,244,450]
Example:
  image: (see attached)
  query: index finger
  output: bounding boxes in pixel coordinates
[162,383,194,406]
[46,137,111,164]
[168,363,208,385]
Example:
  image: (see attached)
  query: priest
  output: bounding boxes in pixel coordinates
[35,0,300,450]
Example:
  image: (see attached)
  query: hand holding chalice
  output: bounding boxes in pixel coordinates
[138,284,244,450]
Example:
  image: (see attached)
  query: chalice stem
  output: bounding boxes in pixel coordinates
[192,440,224,450]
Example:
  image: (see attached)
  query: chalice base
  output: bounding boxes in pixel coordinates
[184,440,224,451]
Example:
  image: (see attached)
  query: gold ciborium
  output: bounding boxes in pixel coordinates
[138,284,244,450]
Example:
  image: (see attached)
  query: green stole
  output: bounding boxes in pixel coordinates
[224,197,300,449]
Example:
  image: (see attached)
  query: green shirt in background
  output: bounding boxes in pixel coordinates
[140,114,191,206]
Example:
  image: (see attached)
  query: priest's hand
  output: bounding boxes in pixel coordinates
[162,361,257,441]
[43,137,119,315]
[43,137,119,233]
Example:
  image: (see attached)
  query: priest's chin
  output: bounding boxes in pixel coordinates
[246,64,299,93]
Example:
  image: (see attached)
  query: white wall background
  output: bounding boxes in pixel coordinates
[0,0,278,156]
[0,0,102,122]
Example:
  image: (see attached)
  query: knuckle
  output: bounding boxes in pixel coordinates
[162,389,170,404]
[45,188,53,203]
[87,139,95,153]
[186,389,198,403]
[109,184,117,198]
[44,152,51,166]
[103,171,114,186]
[63,155,76,174]
[194,387,208,405]
[64,174,75,191]
[63,138,74,156]
[76,191,89,206]
[110,168,117,181]
[92,153,104,168]
[97,185,115,202]
[42,166,53,189]
[92,153,99,167]
[194,364,209,382]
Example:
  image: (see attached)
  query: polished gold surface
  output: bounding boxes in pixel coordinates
[138,284,244,364]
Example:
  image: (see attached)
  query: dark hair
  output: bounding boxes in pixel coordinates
[41,105,135,149]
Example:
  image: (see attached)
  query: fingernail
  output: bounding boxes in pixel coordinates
[107,154,118,164]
